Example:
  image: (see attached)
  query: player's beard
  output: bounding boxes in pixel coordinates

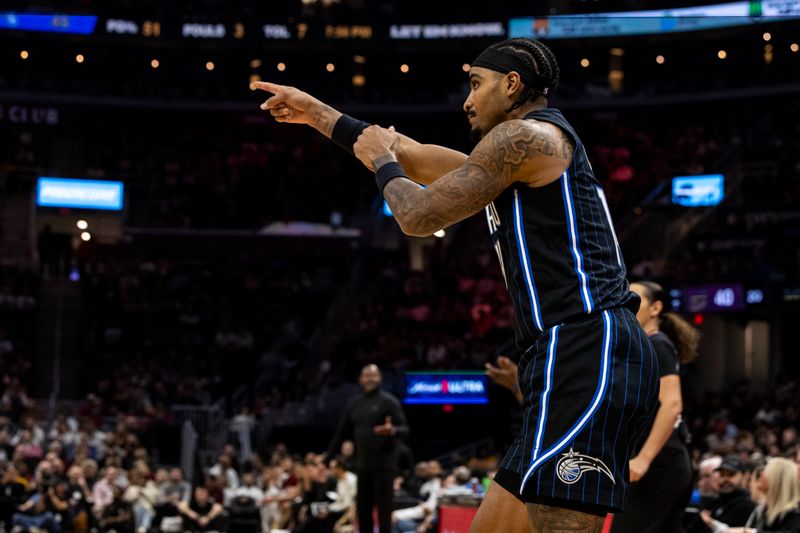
[469,126,484,144]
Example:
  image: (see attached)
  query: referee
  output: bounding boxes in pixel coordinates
[326,364,409,533]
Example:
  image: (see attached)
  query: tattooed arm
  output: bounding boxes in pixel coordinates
[252,81,466,184]
[393,134,468,185]
[356,119,573,237]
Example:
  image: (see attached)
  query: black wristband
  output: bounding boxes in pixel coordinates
[331,114,370,155]
[375,161,407,197]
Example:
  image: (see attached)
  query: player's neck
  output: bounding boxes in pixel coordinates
[509,100,548,120]
[644,320,660,336]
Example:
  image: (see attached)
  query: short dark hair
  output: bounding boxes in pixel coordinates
[484,38,560,112]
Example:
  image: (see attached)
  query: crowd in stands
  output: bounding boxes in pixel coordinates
[1,374,800,531]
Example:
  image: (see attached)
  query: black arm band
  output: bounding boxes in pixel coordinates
[375,161,408,198]
[331,114,370,155]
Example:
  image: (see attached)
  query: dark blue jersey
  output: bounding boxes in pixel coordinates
[486,108,638,349]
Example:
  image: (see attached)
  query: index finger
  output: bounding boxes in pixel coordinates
[250,81,285,94]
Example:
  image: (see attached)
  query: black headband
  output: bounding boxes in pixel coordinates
[471,48,551,95]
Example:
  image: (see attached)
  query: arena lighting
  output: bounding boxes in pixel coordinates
[75,54,84,63]
[791,43,799,53]
[353,55,366,64]
[718,50,727,59]
[277,62,286,71]
[205,61,214,71]
[20,50,28,59]
[763,32,772,41]
[352,74,365,86]
[580,58,590,67]
[400,63,410,73]
[250,59,262,68]
[150,59,159,69]
[433,229,446,238]
[76,220,88,230]
[656,55,665,64]
[610,47,624,56]
[80,232,91,242]
[462,63,470,72]
[326,63,335,72]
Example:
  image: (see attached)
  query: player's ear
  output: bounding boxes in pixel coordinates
[652,300,664,316]
[505,72,523,97]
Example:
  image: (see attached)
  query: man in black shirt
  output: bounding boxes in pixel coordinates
[327,364,409,533]
[693,456,756,532]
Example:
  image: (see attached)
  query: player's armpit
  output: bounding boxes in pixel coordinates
[383,119,571,237]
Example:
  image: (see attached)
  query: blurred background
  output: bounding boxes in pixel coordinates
[0,0,799,531]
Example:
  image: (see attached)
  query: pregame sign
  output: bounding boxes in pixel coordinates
[404,372,488,405]
[37,177,124,211]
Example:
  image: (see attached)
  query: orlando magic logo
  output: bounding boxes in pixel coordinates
[556,449,615,485]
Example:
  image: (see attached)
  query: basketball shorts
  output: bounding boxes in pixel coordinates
[494,307,660,515]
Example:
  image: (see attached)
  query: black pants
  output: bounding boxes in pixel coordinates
[611,445,693,533]
[357,468,393,533]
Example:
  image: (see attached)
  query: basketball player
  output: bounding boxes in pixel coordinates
[254,37,659,533]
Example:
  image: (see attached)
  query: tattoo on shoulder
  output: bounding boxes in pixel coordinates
[380,121,574,236]
[471,120,574,178]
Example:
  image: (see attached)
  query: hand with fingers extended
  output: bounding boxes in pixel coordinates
[252,81,321,125]
[251,81,343,138]
[373,416,396,437]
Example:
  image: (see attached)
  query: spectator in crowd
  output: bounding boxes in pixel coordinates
[703,457,800,532]
[177,486,224,532]
[158,467,191,506]
[65,465,92,528]
[0,464,28,524]
[99,485,135,533]
[693,456,758,532]
[392,461,443,533]
[225,470,264,505]
[123,466,160,532]
[11,480,66,532]
[226,471,263,533]
[92,466,123,516]
[695,456,724,508]
[208,453,240,491]
[327,457,357,531]
[298,457,338,533]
